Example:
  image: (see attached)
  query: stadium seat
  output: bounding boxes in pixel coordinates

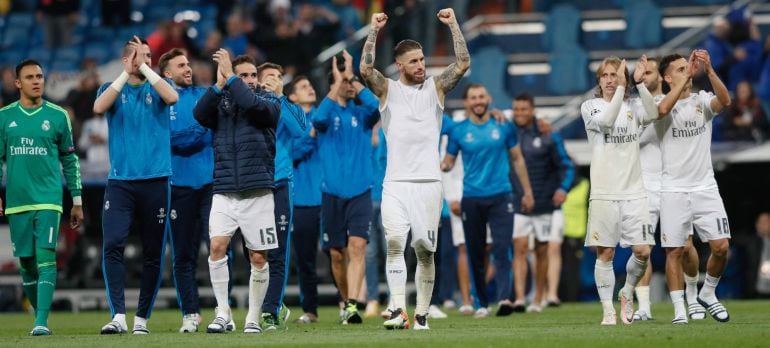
[50,59,80,73]
[1,26,31,50]
[543,3,581,52]
[624,0,662,49]
[547,44,589,96]
[0,50,26,67]
[469,46,509,109]
[84,43,114,64]
[6,13,35,29]
[27,47,53,66]
[56,47,83,63]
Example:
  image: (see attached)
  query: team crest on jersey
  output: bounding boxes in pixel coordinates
[334,116,341,130]
[170,209,177,220]
[41,120,50,131]
[351,116,359,128]
[626,110,632,120]
[695,104,703,115]
[507,203,514,213]
[533,137,542,148]
[145,93,153,105]
[491,129,500,140]
[464,132,474,142]
[169,106,177,120]
[121,94,127,104]
[104,200,110,211]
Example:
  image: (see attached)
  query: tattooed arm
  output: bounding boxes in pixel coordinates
[360,13,389,102]
[435,8,470,103]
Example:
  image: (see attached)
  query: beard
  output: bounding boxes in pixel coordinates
[471,104,488,118]
[403,71,426,85]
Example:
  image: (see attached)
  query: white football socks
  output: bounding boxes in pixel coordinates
[595,260,615,314]
[246,263,270,324]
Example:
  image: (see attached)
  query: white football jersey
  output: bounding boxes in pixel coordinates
[638,95,664,192]
[655,91,718,192]
[581,97,647,201]
[380,77,443,182]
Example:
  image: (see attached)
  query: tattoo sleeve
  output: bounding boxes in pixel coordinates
[437,21,471,94]
[360,28,388,97]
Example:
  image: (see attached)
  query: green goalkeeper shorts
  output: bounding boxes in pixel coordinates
[7,210,61,257]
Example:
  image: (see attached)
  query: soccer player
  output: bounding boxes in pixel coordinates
[158,48,212,333]
[0,59,83,336]
[313,50,380,325]
[93,36,179,335]
[633,56,705,321]
[193,51,280,334]
[656,50,731,324]
[360,8,469,330]
[508,93,574,314]
[287,76,322,324]
[256,62,307,330]
[580,56,658,325]
[441,83,534,318]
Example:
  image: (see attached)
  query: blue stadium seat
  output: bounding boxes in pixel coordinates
[2,26,31,50]
[547,44,589,96]
[26,48,52,68]
[56,47,83,63]
[624,0,662,49]
[50,59,80,73]
[7,13,35,29]
[84,43,114,64]
[469,46,510,109]
[0,50,26,67]
[543,3,581,52]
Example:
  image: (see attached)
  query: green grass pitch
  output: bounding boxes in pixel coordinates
[1,301,770,347]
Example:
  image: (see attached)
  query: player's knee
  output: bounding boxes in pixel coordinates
[348,237,367,254]
[209,239,228,259]
[330,248,345,263]
[711,240,729,258]
[248,250,267,268]
[633,246,651,261]
[386,237,405,256]
[414,246,434,265]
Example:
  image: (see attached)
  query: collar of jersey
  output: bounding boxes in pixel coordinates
[18,102,43,116]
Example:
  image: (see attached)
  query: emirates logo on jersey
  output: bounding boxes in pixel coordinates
[41,120,50,131]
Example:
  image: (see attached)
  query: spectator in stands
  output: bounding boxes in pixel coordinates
[101,0,130,27]
[702,18,732,84]
[0,66,20,107]
[223,13,251,56]
[77,109,110,181]
[65,70,100,123]
[191,59,214,86]
[262,0,299,77]
[294,3,340,76]
[36,0,79,48]
[147,21,199,67]
[722,80,769,142]
[325,0,362,42]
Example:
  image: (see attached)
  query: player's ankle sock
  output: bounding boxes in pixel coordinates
[635,286,651,314]
[414,248,435,316]
[670,290,686,318]
[34,249,56,327]
[684,272,699,305]
[623,256,647,294]
[113,313,127,328]
[699,274,720,303]
[385,236,408,310]
[594,260,615,312]
[19,256,38,312]
[209,256,231,315]
[246,263,269,323]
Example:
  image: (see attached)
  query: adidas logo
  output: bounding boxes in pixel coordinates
[9,121,17,128]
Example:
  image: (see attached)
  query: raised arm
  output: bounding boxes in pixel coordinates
[632,55,659,124]
[658,51,697,116]
[360,13,389,101]
[435,8,471,102]
[697,50,731,113]
[93,39,139,115]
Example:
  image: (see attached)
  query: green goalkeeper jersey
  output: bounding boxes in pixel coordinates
[0,100,82,214]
